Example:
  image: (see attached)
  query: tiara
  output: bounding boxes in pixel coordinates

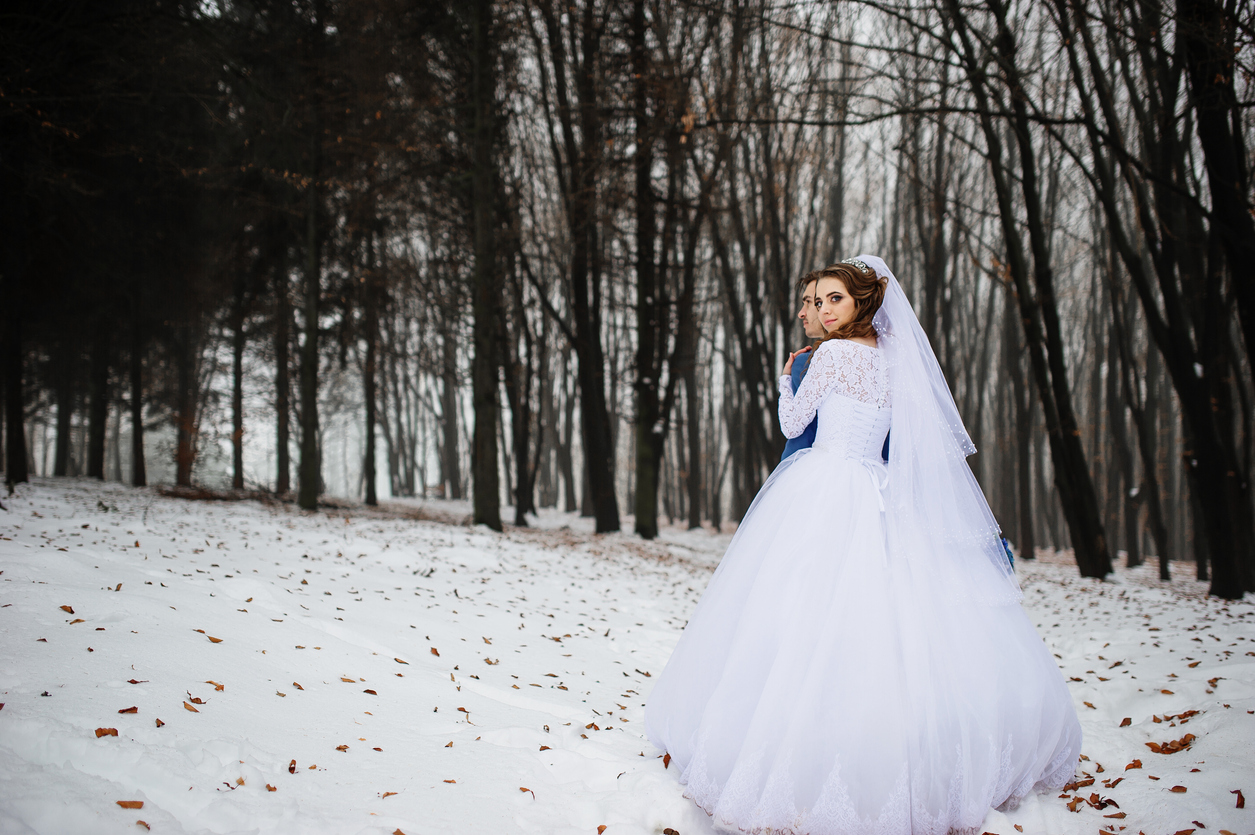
[840,257,872,274]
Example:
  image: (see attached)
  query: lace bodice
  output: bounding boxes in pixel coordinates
[779,339,891,460]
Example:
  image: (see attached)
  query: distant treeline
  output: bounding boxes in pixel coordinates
[1,0,1252,598]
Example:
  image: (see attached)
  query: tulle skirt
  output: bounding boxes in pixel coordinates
[644,447,1082,835]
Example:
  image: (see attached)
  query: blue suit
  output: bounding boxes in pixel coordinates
[781,351,818,460]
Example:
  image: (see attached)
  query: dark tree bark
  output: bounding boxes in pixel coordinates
[231,277,247,491]
[129,321,146,487]
[630,0,661,539]
[1004,280,1035,560]
[53,344,72,478]
[86,322,109,480]
[174,324,197,488]
[469,0,501,530]
[274,259,291,495]
[362,235,379,507]
[439,327,462,499]
[297,182,321,510]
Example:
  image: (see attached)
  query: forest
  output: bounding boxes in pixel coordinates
[1,0,1252,599]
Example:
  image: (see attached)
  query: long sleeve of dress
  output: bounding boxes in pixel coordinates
[778,341,844,438]
[779,340,889,438]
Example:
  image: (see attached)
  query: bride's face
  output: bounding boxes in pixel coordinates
[816,276,856,332]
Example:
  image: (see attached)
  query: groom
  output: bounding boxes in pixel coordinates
[781,270,825,460]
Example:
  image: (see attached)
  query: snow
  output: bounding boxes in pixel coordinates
[1,479,1253,835]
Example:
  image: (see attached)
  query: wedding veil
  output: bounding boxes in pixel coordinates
[857,255,1022,605]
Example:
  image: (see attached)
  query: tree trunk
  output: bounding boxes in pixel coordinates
[129,323,146,487]
[535,0,619,532]
[297,180,321,510]
[363,238,379,507]
[274,260,291,495]
[440,328,462,499]
[54,346,72,478]
[174,324,196,487]
[630,0,660,539]
[469,0,501,531]
[86,323,109,480]
[231,283,246,491]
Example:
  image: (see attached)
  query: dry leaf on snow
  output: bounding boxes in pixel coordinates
[60,606,74,614]
[116,800,143,809]
[118,706,138,714]
[95,728,118,738]
[1233,789,1245,808]
[183,701,199,713]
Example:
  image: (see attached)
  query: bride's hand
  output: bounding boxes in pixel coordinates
[782,346,811,377]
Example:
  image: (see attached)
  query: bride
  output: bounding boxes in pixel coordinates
[644,256,1082,835]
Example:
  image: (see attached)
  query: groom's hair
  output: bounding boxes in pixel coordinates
[797,270,821,293]
[813,262,885,344]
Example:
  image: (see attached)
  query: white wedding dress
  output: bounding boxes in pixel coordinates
[644,337,1082,835]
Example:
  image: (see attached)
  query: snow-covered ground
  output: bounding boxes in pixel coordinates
[1,479,1252,835]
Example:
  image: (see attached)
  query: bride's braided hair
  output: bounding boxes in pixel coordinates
[812,260,886,347]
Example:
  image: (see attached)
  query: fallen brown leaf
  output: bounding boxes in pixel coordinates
[1125,759,1142,770]
[443,779,455,784]
[60,605,74,614]
[115,801,143,809]
[431,647,440,657]
[289,759,297,773]
[1234,789,1246,808]
[663,753,671,769]
[1172,830,1195,835]
[382,791,397,798]
[1014,827,1023,833]
[1083,701,1096,709]
[155,718,164,727]
[118,706,138,714]
[69,618,84,624]
[266,784,276,792]
[206,681,224,691]
[1170,785,1188,793]
[336,745,349,752]
[207,636,223,643]
[520,787,535,799]
[598,827,607,834]
[1161,689,1174,694]
[137,822,149,830]
[95,728,118,738]
[293,682,303,690]
[127,679,147,685]
[183,701,199,713]
[1120,717,1132,727]
[1146,733,1196,754]
[395,658,408,664]
[340,677,355,683]
[1103,812,1127,819]
[363,689,377,695]
[539,745,551,751]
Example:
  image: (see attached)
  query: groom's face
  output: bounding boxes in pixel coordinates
[798,280,824,339]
